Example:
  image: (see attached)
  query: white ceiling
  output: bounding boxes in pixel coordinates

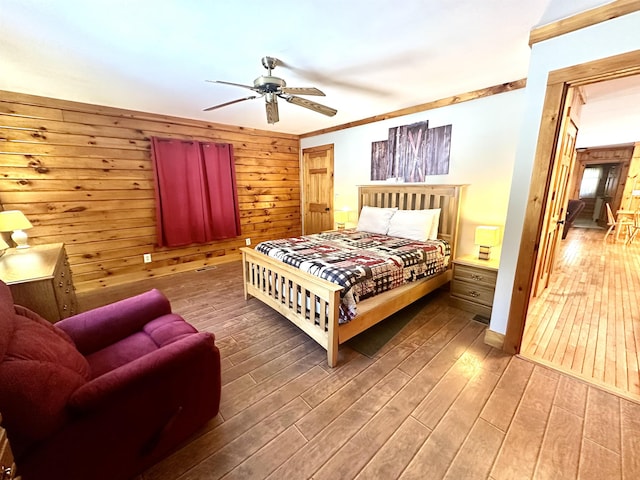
[578,75,640,148]
[0,0,555,135]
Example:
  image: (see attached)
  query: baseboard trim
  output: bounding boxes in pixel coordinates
[484,328,505,350]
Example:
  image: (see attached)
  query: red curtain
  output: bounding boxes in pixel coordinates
[151,137,241,247]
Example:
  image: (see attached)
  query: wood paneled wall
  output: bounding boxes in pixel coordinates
[570,143,635,215]
[621,142,640,210]
[0,90,301,292]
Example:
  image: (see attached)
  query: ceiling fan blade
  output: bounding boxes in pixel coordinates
[280,87,325,96]
[283,95,337,117]
[277,60,389,97]
[207,80,256,91]
[265,97,279,124]
[203,95,257,111]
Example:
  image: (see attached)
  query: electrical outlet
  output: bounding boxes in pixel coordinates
[143,253,152,263]
[245,238,251,246]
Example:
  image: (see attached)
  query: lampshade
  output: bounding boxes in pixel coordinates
[475,226,500,260]
[0,210,33,249]
[475,226,500,247]
[0,210,32,231]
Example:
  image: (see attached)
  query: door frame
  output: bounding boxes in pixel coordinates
[504,49,640,354]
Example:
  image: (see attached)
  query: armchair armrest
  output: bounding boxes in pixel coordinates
[56,289,172,355]
[68,332,219,412]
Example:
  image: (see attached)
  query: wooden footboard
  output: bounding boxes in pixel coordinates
[241,246,343,366]
[241,246,452,367]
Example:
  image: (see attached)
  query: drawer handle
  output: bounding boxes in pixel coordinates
[471,274,484,281]
[65,288,70,294]
[62,304,68,311]
[468,290,480,298]
[1,465,14,480]
[58,281,64,287]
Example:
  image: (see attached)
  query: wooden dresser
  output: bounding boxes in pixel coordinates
[0,243,77,323]
[1,414,19,480]
[449,254,499,320]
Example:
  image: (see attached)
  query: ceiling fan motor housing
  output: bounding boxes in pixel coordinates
[254,75,286,92]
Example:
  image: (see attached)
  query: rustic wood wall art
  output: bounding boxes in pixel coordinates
[371,120,452,182]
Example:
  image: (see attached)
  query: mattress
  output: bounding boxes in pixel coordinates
[255,229,450,322]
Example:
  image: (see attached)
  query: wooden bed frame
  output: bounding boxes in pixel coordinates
[240,184,464,367]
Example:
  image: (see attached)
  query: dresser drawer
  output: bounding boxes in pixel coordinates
[450,279,496,308]
[453,263,498,288]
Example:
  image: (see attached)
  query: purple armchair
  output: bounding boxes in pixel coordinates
[0,280,221,480]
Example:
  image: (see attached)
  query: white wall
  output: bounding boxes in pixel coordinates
[301,89,527,260]
[493,11,640,334]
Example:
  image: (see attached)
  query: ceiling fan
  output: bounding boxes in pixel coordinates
[204,56,337,124]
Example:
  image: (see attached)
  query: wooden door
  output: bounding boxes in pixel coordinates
[532,117,578,296]
[302,144,334,234]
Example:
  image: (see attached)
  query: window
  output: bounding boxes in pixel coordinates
[151,138,240,247]
[579,167,602,198]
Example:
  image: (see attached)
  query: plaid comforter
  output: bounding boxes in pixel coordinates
[255,229,450,323]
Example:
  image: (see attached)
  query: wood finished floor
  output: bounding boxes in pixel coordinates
[522,226,640,402]
[79,261,640,480]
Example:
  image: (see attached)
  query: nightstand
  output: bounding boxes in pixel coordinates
[449,254,499,321]
[0,243,77,322]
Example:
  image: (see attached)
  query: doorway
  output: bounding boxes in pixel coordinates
[522,142,640,399]
[570,145,634,230]
[504,50,640,398]
[302,144,334,234]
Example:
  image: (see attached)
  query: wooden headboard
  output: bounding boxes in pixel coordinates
[357,184,464,259]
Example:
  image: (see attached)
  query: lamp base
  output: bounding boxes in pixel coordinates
[336,222,345,230]
[478,245,491,260]
[12,229,30,249]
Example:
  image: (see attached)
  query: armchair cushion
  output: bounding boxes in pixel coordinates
[56,288,172,355]
[85,313,197,378]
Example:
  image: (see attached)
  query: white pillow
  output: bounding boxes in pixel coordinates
[356,206,398,234]
[387,208,441,241]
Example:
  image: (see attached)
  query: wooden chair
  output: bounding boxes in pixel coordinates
[604,203,616,243]
[604,203,634,243]
[625,210,640,245]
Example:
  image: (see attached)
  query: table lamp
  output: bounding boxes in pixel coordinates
[474,225,500,260]
[0,210,33,249]
[335,207,351,230]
